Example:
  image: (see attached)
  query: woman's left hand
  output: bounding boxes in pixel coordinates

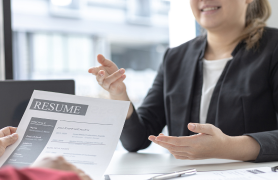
[149,123,258,160]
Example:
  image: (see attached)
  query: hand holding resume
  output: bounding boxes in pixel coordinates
[0,90,130,180]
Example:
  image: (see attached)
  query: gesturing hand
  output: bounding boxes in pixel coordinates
[0,127,18,157]
[149,123,231,160]
[149,123,260,161]
[88,54,127,98]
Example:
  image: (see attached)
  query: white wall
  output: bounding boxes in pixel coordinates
[267,0,278,28]
[169,0,196,48]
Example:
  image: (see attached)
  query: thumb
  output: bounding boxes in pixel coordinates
[188,123,215,135]
[0,133,18,148]
[97,54,114,67]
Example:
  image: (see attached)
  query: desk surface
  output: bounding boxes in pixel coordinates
[105,152,278,175]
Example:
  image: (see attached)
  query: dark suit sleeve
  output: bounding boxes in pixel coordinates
[246,43,278,163]
[0,166,80,180]
[120,49,169,152]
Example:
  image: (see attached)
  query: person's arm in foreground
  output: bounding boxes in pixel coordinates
[0,127,91,180]
[0,156,91,180]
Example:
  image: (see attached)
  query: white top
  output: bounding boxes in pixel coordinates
[199,57,233,124]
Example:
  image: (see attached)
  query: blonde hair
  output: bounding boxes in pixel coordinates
[239,0,271,50]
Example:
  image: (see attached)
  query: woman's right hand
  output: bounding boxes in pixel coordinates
[88,54,134,119]
[88,54,127,99]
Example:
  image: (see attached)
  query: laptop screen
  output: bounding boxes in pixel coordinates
[0,80,75,128]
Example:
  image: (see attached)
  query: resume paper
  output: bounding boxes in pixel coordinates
[0,90,130,180]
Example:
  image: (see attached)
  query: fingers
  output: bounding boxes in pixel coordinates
[169,150,191,157]
[173,155,189,160]
[102,69,125,89]
[89,55,118,76]
[148,135,156,141]
[10,127,17,134]
[97,54,114,67]
[0,133,18,148]
[88,67,101,75]
[154,135,194,146]
[188,123,216,135]
[148,136,189,152]
[95,68,125,91]
[109,74,126,91]
[0,127,17,138]
[96,70,106,85]
[149,135,200,160]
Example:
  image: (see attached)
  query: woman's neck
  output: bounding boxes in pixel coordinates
[205,26,244,60]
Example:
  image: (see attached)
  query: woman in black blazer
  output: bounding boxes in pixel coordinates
[88,0,278,162]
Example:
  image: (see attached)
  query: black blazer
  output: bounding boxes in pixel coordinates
[120,27,278,163]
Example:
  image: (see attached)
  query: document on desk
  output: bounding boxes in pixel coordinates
[0,90,130,180]
[108,167,277,180]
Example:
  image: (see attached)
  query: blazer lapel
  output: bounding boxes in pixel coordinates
[167,36,207,136]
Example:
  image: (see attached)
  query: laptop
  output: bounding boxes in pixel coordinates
[0,80,75,128]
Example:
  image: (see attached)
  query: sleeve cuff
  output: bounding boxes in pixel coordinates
[246,131,278,163]
[120,104,151,152]
[123,104,142,130]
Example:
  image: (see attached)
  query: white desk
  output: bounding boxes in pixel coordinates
[105,152,278,175]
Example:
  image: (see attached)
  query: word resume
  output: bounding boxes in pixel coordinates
[0,90,130,180]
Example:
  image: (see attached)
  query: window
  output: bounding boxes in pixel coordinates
[11,0,197,154]
[12,0,171,153]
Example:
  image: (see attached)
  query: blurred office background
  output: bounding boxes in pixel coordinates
[11,0,196,104]
[8,0,278,153]
[10,0,196,154]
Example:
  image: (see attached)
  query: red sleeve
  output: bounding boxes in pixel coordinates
[0,166,81,180]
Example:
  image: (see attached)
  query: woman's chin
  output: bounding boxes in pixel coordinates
[199,21,224,32]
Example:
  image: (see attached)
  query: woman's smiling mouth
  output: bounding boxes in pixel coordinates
[201,6,221,14]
